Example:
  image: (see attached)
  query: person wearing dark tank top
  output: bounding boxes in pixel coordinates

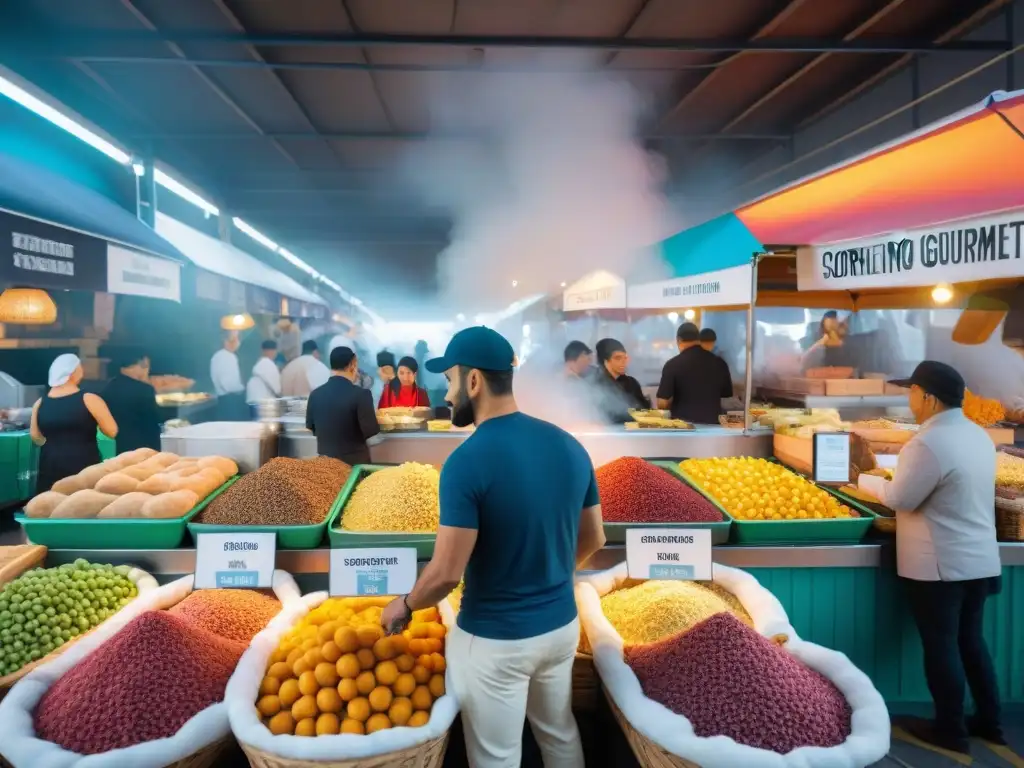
[32,354,119,493]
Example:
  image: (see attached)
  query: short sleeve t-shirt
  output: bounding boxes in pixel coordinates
[440,412,598,640]
[656,347,733,424]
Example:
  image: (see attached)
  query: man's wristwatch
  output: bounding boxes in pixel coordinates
[401,594,413,616]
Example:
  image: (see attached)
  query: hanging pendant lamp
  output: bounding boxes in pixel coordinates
[220,312,255,331]
[0,287,58,324]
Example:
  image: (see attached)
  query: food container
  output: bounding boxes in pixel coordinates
[675,463,878,545]
[161,421,277,473]
[15,479,236,550]
[187,476,337,549]
[600,461,733,546]
[328,465,437,558]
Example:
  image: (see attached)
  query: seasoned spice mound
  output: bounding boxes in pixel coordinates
[196,457,350,526]
[34,611,245,754]
[170,588,281,643]
[597,457,722,523]
[626,613,852,754]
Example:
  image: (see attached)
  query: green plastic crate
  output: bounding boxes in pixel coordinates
[16,477,236,549]
[0,431,37,505]
[673,461,878,545]
[601,461,733,545]
[187,474,336,549]
[97,430,115,461]
[328,465,437,558]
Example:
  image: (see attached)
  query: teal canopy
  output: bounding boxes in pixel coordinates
[657,212,763,278]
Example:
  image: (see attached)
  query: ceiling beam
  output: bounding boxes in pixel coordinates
[657,0,814,128]
[16,29,1011,54]
[124,130,791,141]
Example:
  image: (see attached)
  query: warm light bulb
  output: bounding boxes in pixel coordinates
[511,279,518,287]
[560,281,567,288]
[683,309,696,320]
[666,311,679,323]
[931,284,953,304]
[233,314,244,324]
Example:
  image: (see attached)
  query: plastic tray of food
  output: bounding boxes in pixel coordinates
[600,461,733,545]
[327,464,437,558]
[186,475,335,549]
[16,478,236,550]
[673,461,878,545]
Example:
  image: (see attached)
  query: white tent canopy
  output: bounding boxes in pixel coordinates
[562,270,626,311]
[155,213,327,307]
[627,263,754,309]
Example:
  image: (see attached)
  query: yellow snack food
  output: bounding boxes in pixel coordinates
[340,462,440,532]
[964,389,1005,427]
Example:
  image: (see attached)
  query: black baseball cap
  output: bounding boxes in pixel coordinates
[425,326,516,374]
[677,322,700,342]
[699,328,717,343]
[889,360,965,407]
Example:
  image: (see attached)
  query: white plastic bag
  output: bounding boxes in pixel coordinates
[227,592,459,762]
[577,564,890,768]
[0,570,300,768]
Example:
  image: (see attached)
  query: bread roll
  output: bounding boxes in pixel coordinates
[51,475,87,495]
[196,456,239,478]
[150,452,180,467]
[119,447,157,466]
[122,463,164,482]
[141,490,199,519]
[193,467,227,497]
[170,465,202,479]
[25,491,67,518]
[94,472,141,495]
[136,473,174,495]
[77,463,114,489]
[97,492,153,518]
[50,490,118,519]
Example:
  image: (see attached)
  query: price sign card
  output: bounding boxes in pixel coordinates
[626,528,712,581]
[330,548,418,597]
[813,432,851,484]
[194,532,276,589]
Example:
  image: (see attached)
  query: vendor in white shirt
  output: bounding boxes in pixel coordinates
[246,340,281,403]
[861,360,1003,753]
[210,332,249,421]
[281,340,330,397]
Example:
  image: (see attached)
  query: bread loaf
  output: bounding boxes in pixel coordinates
[197,456,239,478]
[122,463,164,482]
[94,472,141,495]
[50,490,118,519]
[97,492,154,518]
[77,463,114,489]
[136,473,174,495]
[150,452,180,467]
[51,475,87,495]
[25,491,67,518]
[141,490,199,519]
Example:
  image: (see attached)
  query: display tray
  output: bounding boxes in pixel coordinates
[601,461,733,545]
[673,462,878,545]
[187,475,336,549]
[15,478,236,550]
[327,464,437,558]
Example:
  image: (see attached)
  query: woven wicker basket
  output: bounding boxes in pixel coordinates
[239,731,450,768]
[996,496,1024,542]
[605,691,699,768]
[572,651,599,711]
[166,734,237,768]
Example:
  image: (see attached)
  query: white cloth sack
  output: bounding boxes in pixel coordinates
[577,564,890,768]
[0,571,301,768]
[227,592,459,762]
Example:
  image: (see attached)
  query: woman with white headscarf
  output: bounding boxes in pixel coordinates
[31,353,118,493]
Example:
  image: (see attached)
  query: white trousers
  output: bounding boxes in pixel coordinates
[447,618,585,768]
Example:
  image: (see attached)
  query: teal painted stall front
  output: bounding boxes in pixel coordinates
[750,566,1024,711]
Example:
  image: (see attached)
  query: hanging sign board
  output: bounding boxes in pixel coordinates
[329,548,418,597]
[627,262,753,309]
[812,432,851,484]
[797,210,1024,292]
[107,244,181,302]
[0,210,107,292]
[194,532,276,589]
[562,270,626,311]
[625,528,713,580]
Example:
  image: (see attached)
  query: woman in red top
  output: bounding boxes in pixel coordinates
[378,356,431,408]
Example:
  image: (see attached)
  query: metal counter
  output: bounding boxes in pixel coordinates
[281,426,774,466]
[41,543,1024,576]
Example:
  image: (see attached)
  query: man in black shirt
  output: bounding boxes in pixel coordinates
[699,327,718,353]
[103,347,162,454]
[306,346,380,465]
[656,323,733,424]
[563,341,593,380]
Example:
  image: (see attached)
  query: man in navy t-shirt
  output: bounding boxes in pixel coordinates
[381,327,605,768]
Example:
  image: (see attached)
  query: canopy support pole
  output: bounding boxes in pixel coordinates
[743,253,764,432]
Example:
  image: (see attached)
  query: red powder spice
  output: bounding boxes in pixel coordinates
[597,457,723,523]
[170,588,280,643]
[34,611,245,754]
[625,613,852,754]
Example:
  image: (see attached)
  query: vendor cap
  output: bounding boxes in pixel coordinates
[890,360,965,407]
[48,353,81,387]
[425,326,515,374]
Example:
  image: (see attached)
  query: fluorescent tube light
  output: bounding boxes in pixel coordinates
[154,169,219,216]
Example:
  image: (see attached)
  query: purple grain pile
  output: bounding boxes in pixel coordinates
[597,457,722,523]
[625,613,851,754]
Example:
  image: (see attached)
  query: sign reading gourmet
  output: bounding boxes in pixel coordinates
[627,262,753,309]
[0,210,107,292]
[797,210,1024,291]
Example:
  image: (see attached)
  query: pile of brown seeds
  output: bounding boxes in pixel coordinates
[194,457,350,526]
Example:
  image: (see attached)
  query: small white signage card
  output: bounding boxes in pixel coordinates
[813,432,851,484]
[194,532,276,589]
[330,548,418,597]
[626,528,713,581]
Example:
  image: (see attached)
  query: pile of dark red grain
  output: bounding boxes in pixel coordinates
[597,457,722,523]
[34,589,281,755]
[195,456,350,526]
[626,613,851,754]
